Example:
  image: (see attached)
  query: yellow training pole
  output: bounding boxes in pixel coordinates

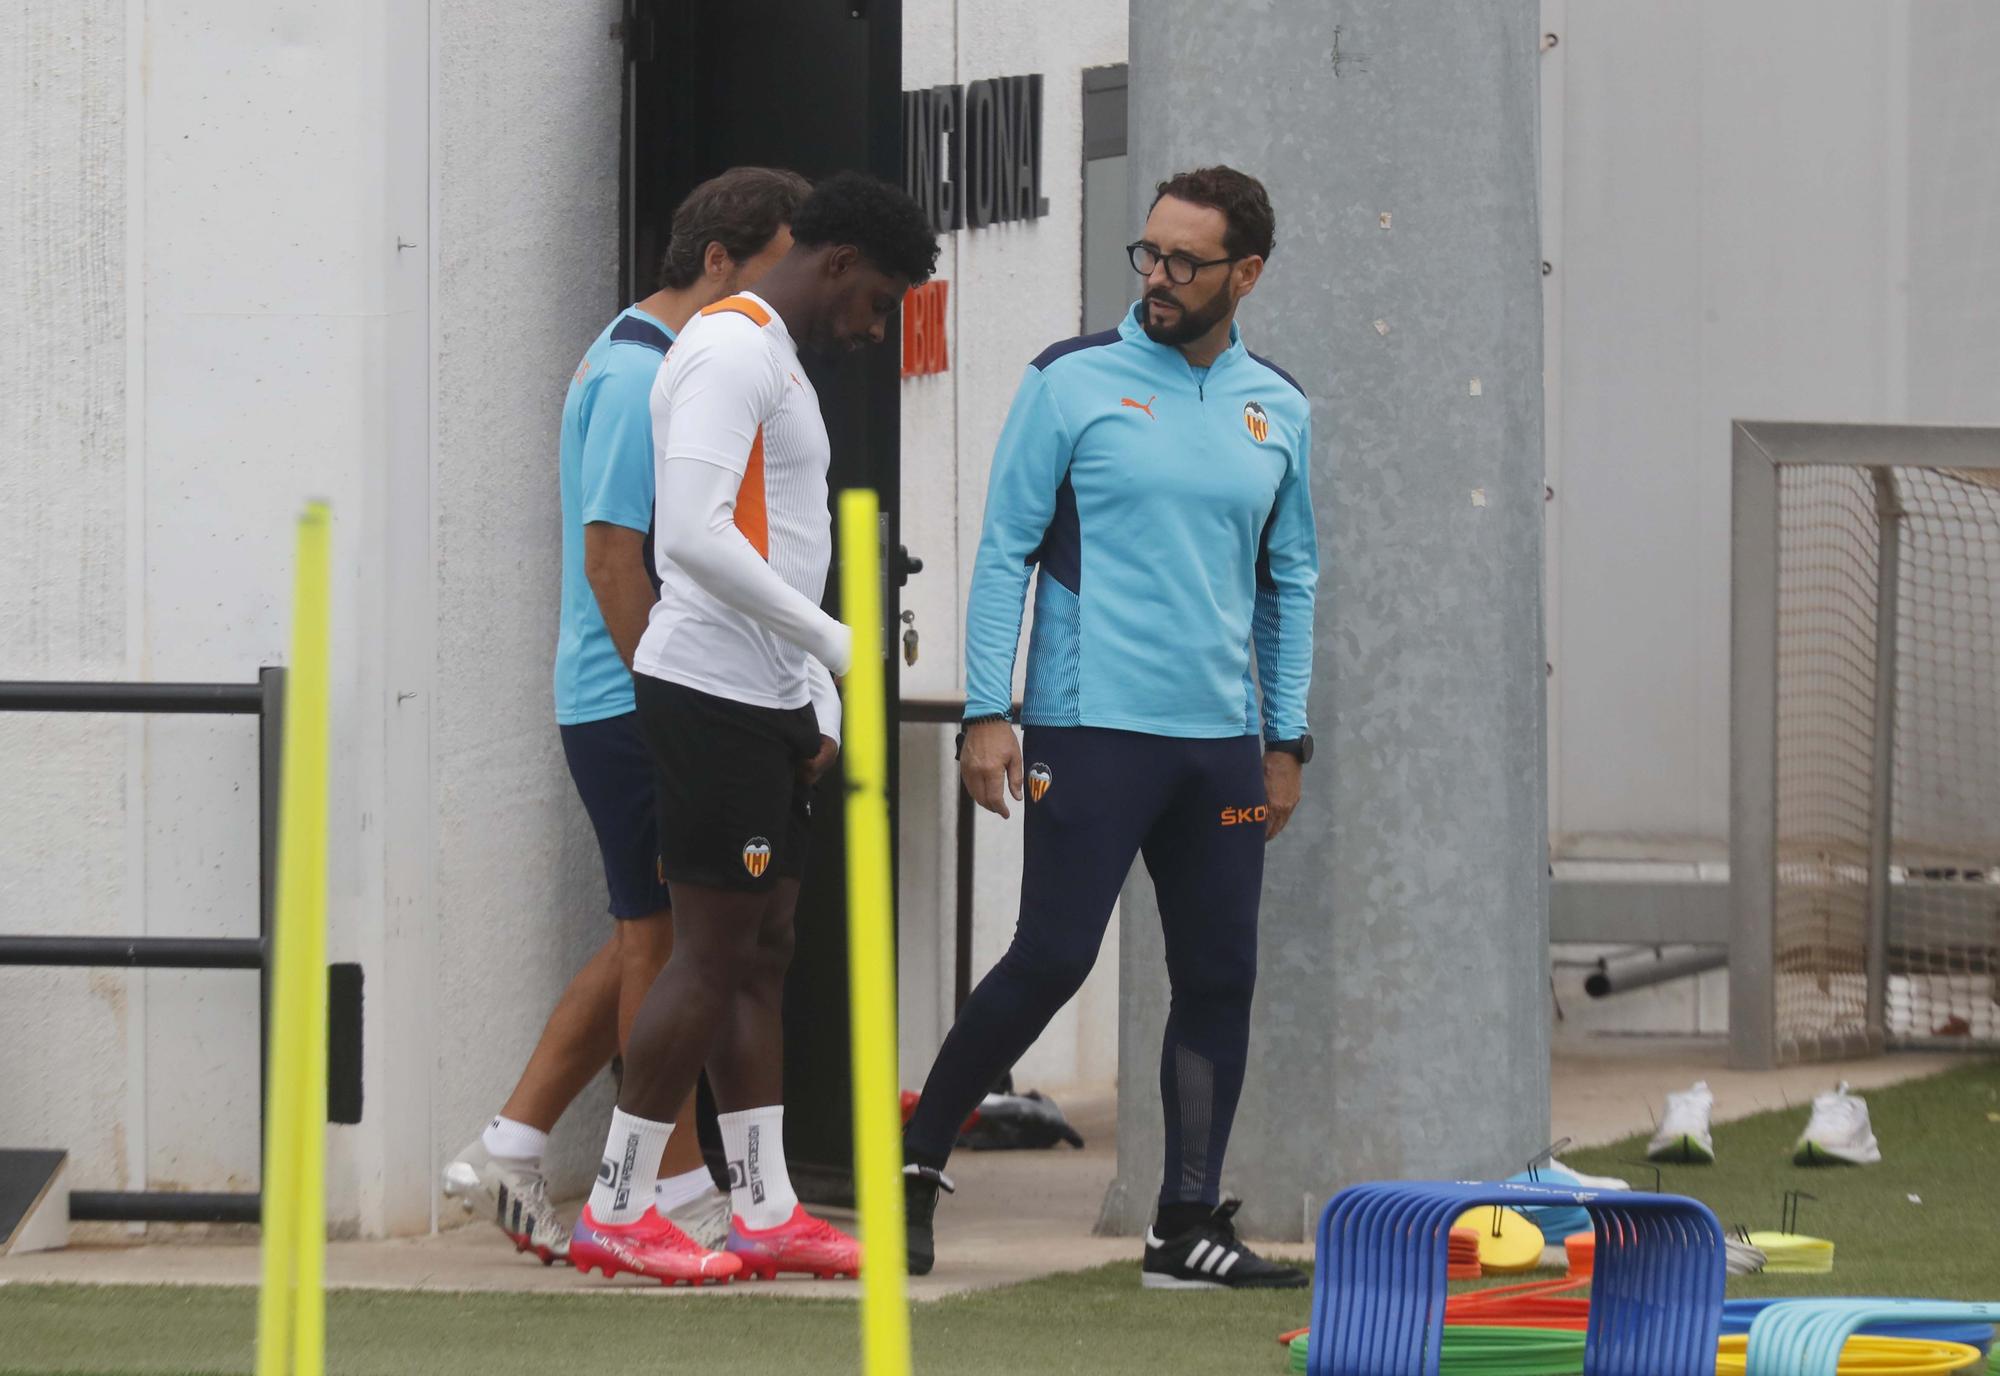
[838,489,911,1376]
[256,501,333,1376]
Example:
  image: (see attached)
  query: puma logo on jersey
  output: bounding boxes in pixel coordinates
[1219,804,1270,827]
[1120,395,1157,420]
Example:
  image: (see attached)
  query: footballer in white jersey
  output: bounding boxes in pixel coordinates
[573,172,940,1288]
[634,290,839,714]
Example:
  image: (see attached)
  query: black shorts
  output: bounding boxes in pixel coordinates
[559,712,672,920]
[632,673,820,893]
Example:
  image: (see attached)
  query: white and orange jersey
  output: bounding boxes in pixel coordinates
[633,291,835,710]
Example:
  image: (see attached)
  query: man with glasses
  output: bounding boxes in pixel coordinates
[902,165,1319,1290]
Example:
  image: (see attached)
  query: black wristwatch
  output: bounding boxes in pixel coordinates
[1265,734,1314,764]
[955,712,1012,760]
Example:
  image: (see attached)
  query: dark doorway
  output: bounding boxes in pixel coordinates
[1081,64,1130,334]
[620,0,907,1202]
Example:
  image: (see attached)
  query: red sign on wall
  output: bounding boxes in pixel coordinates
[901,279,949,378]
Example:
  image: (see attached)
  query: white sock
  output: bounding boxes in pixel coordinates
[654,1166,718,1215]
[482,1115,549,1162]
[587,1108,674,1226]
[718,1105,798,1231]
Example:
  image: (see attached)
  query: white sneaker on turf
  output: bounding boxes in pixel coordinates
[1793,1082,1882,1165]
[1647,1080,1717,1164]
[442,1136,571,1263]
[661,1187,731,1253]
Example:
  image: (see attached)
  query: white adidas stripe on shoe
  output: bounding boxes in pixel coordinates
[1140,1201,1306,1291]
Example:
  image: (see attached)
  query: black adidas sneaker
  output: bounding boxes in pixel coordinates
[1141,1200,1307,1290]
[903,1164,954,1277]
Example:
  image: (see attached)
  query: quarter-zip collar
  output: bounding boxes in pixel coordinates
[1117,299,1246,395]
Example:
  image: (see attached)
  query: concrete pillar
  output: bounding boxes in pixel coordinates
[1101,0,1550,1241]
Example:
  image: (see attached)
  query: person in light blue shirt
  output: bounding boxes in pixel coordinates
[442,167,810,1263]
[551,307,673,727]
[904,167,1320,1293]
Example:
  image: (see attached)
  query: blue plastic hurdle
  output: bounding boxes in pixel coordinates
[1310,1181,1726,1376]
[1746,1299,2000,1376]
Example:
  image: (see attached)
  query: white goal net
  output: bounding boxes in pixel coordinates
[1734,424,2000,1065]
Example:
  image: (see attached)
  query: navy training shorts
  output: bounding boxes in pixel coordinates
[560,711,673,919]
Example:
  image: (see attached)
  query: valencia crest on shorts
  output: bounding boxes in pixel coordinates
[742,836,773,878]
[1027,763,1053,802]
[1243,401,1270,443]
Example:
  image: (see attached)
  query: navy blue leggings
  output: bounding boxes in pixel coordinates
[905,726,1266,1207]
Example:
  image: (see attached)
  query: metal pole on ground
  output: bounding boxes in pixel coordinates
[1730,427,1782,1070]
[1864,467,1903,1049]
[839,488,911,1376]
[256,502,332,1376]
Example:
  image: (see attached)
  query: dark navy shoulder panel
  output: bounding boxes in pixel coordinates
[1028,472,1082,594]
[609,314,673,353]
[1246,349,1306,398]
[1030,327,1121,372]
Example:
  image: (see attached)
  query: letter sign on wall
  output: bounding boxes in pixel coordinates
[901,280,949,378]
[901,74,1050,235]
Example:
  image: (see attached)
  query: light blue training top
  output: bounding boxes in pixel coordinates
[554,306,674,726]
[963,301,1319,740]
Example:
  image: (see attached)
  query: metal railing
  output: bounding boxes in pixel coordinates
[0,669,359,1225]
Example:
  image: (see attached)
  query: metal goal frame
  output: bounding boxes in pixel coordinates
[1731,421,2000,1069]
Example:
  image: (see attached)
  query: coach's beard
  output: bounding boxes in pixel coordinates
[1141,288,1231,348]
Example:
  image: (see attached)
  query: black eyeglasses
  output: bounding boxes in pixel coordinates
[1127,241,1241,286]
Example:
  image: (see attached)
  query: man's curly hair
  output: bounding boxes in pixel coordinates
[1152,166,1276,262]
[790,171,940,286]
[658,167,811,290]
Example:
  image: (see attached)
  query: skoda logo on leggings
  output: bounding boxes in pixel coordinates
[1027,763,1053,802]
[741,836,772,878]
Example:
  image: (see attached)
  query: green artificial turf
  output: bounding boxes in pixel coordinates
[4,1059,1995,1376]
[1560,1056,2000,1298]
[0,1261,1309,1376]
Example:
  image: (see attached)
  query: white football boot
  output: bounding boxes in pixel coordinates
[661,1186,732,1253]
[1646,1081,1717,1164]
[1793,1082,1882,1165]
[442,1136,571,1263]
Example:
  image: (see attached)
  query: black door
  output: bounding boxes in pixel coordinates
[621,0,904,1201]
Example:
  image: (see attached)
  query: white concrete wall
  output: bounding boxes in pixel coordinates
[896,0,1129,1097]
[1545,0,2000,856]
[428,0,628,1215]
[1,0,133,1217]
[1906,1,2000,422]
[1,0,436,1235]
